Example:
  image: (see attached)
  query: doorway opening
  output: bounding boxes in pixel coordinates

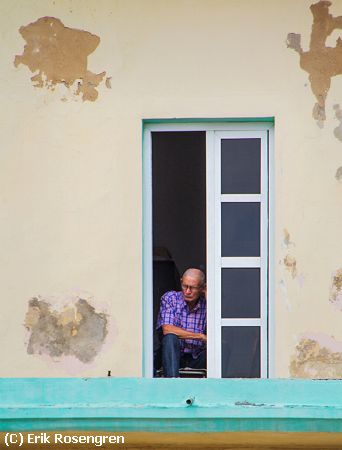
[152,131,206,376]
[144,120,273,378]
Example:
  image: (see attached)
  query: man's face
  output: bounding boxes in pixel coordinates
[181,275,204,303]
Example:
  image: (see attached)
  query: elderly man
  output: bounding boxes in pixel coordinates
[156,268,207,377]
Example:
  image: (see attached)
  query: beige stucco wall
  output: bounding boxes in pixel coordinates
[1,0,342,377]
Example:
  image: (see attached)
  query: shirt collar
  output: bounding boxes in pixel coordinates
[180,292,205,312]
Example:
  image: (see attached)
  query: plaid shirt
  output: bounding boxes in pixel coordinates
[157,290,206,358]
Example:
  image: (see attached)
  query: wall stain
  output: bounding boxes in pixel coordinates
[284,254,298,279]
[287,1,342,126]
[291,334,342,378]
[279,279,292,311]
[14,17,106,101]
[333,104,342,141]
[283,228,291,247]
[330,268,342,308]
[283,228,295,249]
[105,76,112,89]
[24,297,108,363]
[335,166,342,180]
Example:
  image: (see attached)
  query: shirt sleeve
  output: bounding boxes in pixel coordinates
[156,292,176,329]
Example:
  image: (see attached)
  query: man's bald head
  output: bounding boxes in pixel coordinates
[182,268,206,286]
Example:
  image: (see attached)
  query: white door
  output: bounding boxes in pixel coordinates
[207,128,270,378]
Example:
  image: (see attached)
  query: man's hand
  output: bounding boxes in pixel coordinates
[200,333,207,343]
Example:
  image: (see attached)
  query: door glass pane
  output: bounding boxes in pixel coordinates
[221,327,260,378]
[221,268,260,318]
[221,138,261,194]
[221,203,260,256]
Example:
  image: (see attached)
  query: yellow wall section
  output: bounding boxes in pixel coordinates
[1,0,342,377]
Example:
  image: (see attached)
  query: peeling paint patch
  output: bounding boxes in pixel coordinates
[235,401,266,407]
[24,296,108,363]
[333,104,342,141]
[290,334,342,378]
[284,254,298,278]
[283,228,295,249]
[329,268,342,309]
[105,77,112,89]
[14,17,106,101]
[287,1,342,126]
[335,166,342,181]
[286,33,303,53]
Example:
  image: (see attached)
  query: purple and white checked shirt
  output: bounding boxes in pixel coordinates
[157,290,206,358]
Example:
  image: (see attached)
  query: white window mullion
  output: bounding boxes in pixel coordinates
[206,130,218,379]
[260,131,269,378]
[221,318,262,327]
[221,257,261,268]
[221,194,261,203]
[213,132,222,378]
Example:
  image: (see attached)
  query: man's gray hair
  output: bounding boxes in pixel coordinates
[182,268,206,286]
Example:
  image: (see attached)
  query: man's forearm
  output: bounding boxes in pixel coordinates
[162,324,206,341]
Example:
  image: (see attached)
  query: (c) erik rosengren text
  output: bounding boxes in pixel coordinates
[4,432,125,447]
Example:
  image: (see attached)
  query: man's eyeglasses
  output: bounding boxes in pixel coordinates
[181,284,202,292]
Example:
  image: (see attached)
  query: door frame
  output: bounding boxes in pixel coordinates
[142,120,274,378]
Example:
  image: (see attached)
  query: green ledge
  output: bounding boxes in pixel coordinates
[1,378,342,433]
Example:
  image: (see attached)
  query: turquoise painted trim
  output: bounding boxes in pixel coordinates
[1,378,342,433]
[143,117,274,124]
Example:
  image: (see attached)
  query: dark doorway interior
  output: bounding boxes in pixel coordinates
[152,131,206,373]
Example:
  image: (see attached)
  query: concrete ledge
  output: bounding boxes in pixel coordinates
[1,378,342,433]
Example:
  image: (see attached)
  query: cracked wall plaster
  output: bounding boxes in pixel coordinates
[290,333,342,378]
[14,17,107,101]
[24,296,108,363]
[330,268,342,309]
[287,1,342,126]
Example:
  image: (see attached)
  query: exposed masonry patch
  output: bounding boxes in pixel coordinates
[335,166,342,180]
[287,1,342,126]
[24,297,108,363]
[14,17,107,101]
[330,268,342,309]
[290,333,342,378]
